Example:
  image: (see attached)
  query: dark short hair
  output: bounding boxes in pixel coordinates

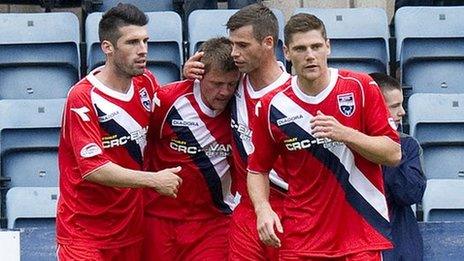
[198,37,237,74]
[99,3,148,45]
[226,3,278,46]
[284,13,327,46]
[369,72,402,92]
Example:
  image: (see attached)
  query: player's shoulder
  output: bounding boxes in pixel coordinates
[263,77,292,104]
[66,77,93,103]
[133,69,161,93]
[338,69,376,86]
[158,79,194,97]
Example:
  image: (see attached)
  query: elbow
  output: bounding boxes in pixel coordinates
[383,146,402,167]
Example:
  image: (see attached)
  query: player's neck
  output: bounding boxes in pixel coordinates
[248,59,283,91]
[95,64,132,94]
[297,68,331,97]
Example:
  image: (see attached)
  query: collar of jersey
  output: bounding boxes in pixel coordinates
[245,61,290,99]
[87,66,135,102]
[291,68,338,104]
[193,80,221,118]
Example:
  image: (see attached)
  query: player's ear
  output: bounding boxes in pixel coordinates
[283,44,290,62]
[326,38,331,56]
[101,40,114,55]
[262,35,274,51]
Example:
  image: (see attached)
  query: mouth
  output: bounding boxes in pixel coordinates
[304,64,318,70]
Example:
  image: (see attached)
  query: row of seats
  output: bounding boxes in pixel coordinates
[1,6,463,98]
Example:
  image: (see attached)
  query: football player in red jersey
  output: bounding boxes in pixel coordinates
[142,37,240,261]
[247,13,401,261]
[56,4,181,260]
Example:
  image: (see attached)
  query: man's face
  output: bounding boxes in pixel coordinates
[382,88,406,128]
[229,25,266,74]
[111,25,149,77]
[200,67,240,111]
[284,30,330,82]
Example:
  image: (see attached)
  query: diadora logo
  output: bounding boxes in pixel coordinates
[101,126,148,148]
[276,114,303,126]
[337,93,355,117]
[139,88,151,112]
[170,139,232,157]
[231,119,252,141]
[98,111,120,122]
[284,137,343,151]
[172,119,200,127]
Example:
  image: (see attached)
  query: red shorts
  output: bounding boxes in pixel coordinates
[57,241,142,261]
[279,250,382,261]
[229,203,279,261]
[142,215,230,261]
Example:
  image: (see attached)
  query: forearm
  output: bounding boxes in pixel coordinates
[84,162,155,188]
[247,171,272,213]
[343,128,401,166]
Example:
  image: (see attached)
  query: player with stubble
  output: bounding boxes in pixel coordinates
[247,13,401,261]
[56,4,181,260]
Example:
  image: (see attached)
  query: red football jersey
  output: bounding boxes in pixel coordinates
[230,65,291,208]
[57,67,158,248]
[248,69,399,257]
[144,80,236,220]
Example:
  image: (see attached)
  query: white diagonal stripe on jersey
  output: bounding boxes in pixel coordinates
[91,91,146,154]
[235,79,288,191]
[272,92,389,221]
[174,96,236,210]
[235,81,253,155]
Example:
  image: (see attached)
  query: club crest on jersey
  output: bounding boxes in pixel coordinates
[139,88,151,112]
[337,93,355,117]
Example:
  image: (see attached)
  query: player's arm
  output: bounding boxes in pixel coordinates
[248,171,283,248]
[182,51,204,80]
[310,110,400,166]
[384,136,426,206]
[85,163,182,197]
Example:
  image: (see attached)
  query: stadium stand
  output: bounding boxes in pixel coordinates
[85,11,183,84]
[408,93,464,180]
[187,8,286,64]
[0,12,80,99]
[294,7,390,74]
[395,6,464,94]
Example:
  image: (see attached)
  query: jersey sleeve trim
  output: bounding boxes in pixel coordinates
[81,160,112,179]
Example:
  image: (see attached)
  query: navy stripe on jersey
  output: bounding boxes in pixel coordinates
[230,97,248,163]
[95,105,143,167]
[270,105,391,240]
[167,107,233,214]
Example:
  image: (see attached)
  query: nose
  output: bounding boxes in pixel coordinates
[305,49,316,61]
[231,44,239,58]
[138,41,148,55]
[398,105,406,117]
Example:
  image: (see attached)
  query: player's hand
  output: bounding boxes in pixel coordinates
[152,166,183,198]
[310,110,353,142]
[183,52,205,80]
[256,204,283,248]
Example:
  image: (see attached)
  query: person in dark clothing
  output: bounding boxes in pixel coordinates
[370,72,427,261]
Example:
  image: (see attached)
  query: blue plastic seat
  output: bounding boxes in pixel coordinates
[0,13,80,99]
[395,6,464,94]
[0,99,64,188]
[86,11,183,84]
[408,93,464,180]
[422,179,464,221]
[294,8,390,74]
[188,8,286,64]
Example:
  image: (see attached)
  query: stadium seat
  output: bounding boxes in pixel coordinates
[408,93,464,179]
[86,11,183,84]
[294,8,390,74]
[0,99,64,188]
[422,179,464,221]
[6,187,58,229]
[0,13,80,99]
[91,0,175,12]
[395,6,464,94]
[187,8,287,64]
